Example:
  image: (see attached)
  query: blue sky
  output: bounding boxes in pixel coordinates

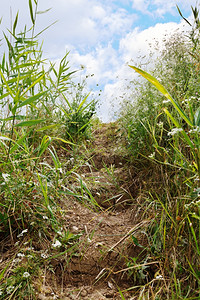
[0,0,197,121]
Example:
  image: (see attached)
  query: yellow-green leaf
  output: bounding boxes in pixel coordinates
[129,65,194,127]
[15,119,45,127]
[18,91,48,108]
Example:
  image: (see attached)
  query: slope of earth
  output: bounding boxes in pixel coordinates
[0,122,161,300]
[37,122,159,300]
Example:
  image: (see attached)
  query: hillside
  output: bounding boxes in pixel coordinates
[0,122,161,300]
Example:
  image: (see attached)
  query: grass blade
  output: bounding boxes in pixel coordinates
[29,0,35,24]
[77,93,90,111]
[13,11,19,35]
[176,5,192,26]
[15,119,45,127]
[129,65,194,127]
[18,91,48,108]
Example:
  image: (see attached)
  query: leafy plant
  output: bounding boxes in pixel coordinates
[59,90,97,142]
[0,2,95,298]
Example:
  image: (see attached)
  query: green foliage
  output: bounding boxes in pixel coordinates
[55,80,97,142]
[62,93,96,142]
[119,32,200,159]
[128,12,200,181]
[0,2,97,298]
[119,4,200,298]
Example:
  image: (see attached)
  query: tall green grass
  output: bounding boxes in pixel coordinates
[118,4,200,299]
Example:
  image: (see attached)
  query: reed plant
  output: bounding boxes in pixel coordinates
[0,1,97,298]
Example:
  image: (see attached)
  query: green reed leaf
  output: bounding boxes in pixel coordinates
[18,91,48,108]
[13,11,19,36]
[36,124,60,131]
[129,65,194,127]
[77,93,90,111]
[15,119,45,127]
[194,107,200,126]
[29,0,35,24]
[176,5,192,26]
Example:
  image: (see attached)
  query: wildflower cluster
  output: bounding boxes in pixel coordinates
[167,128,183,136]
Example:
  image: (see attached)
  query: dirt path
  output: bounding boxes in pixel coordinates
[0,123,154,300]
[39,123,152,300]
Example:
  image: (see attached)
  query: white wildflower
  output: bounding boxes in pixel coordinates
[26,247,34,251]
[163,99,171,104]
[87,237,92,243]
[17,229,28,238]
[43,215,48,220]
[2,173,10,183]
[189,126,200,134]
[41,252,48,259]
[69,157,74,164]
[0,289,2,296]
[157,121,163,127]
[149,152,155,159]
[17,253,25,258]
[6,285,14,294]
[23,272,30,278]
[51,293,58,299]
[168,128,183,136]
[155,274,163,279]
[182,98,189,104]
[52,240,62,248]
[13,258,21,264]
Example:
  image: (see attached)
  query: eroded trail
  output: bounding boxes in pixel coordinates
[47,123,152,300]
[0,123,155,300]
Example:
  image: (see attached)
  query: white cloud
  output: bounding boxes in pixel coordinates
[35,0,136,51]
[1,0,136,52]
[67,43,120,86]
[131,0,197,16]
[95,20,190,121]
[131,0,149,13]
[0,0,197,122]
[101,8,137,38]
[119,22,182,63]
